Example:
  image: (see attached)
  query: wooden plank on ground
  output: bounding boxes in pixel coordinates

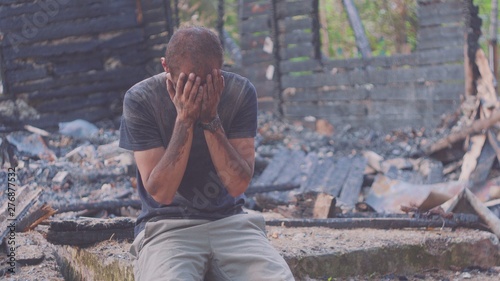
[255,150,307,206]
[459,134,487,181]
[338,156,367,206]
[469,140,497,185]
[252,149,293,186]
[273,150,307,186]
[302,157,336,192]
[322,157,353,197]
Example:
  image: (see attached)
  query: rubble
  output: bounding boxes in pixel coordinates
[2,72,500,278]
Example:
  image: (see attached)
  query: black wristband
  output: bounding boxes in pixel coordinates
[199,115,221,132]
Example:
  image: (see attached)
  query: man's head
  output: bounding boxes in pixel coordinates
[161,26,223,85]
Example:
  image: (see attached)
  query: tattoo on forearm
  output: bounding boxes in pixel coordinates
[212,130,251,180]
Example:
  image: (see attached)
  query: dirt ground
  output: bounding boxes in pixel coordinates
[1,223,499,280]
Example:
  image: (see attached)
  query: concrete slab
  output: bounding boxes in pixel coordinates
[53,226,500,280]
[267,227,500,280]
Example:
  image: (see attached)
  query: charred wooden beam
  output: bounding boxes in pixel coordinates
[46,217,135,246]
[246,183,300,195]
[423,109,500,155]
[53,199,142,214]
[265,216,485,230]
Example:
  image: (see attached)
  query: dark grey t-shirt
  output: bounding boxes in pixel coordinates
[119,71,258,236]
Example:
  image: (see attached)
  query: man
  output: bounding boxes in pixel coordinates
[119,26,294,281]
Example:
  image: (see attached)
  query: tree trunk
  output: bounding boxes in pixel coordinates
[489,0,498,83]
[342,0,372,58]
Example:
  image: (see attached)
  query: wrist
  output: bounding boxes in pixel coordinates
[176,116,195,127]
[199,114,221,133]
[200,113,218,124]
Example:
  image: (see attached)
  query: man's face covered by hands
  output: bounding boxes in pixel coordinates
[161,58,225,124]
[160,26,225,124]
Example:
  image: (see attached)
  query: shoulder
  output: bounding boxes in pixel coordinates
[124,73,166,105]
[221,71,256,97]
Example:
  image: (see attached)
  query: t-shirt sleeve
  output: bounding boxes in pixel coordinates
[226,80,258,139]
[119,91,163,151]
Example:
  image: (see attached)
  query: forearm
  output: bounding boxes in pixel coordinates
[146,118,194,204]
[204,127,254,197]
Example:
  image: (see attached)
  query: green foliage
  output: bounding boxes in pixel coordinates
[475,0,498,45]
[175,0,499,61]
[319,0,418,59]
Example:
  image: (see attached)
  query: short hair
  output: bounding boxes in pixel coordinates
[165,26,223,79]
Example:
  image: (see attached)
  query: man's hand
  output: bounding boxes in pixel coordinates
[200,69,225,123]
[167,72,203,124]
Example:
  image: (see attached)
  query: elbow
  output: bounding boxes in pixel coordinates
[228,177,252,198]
[151,192,174,205]
[145,181,175,205]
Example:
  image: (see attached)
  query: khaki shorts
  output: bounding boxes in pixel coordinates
[130,213,294,281]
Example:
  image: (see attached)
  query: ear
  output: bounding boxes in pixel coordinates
[160,57,169,72]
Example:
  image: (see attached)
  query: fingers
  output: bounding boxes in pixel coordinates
[196,83,204,104]
[166,73,175,101]
[207,69,224,97]
[201,84,208,105]
[219,71,225,96]
[213,69,220,93]
[206,72,214,96]
[189,76,202,102]
[182,73,196,99]
[176,72,187,96]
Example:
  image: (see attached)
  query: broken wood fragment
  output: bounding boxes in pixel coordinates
[0,185,42,242]
[280,192,337,218]
[475,49,498,110]
[423,110,500,155]
[53,199,142,214]
[246,183,300,195]
[363,150,383,173]
[458,133,486,181]
[52,171,71,186]
[17,203,57,232]
[468,140,496,185]
[312,193,336,219]
[463,188,500,238]
[24,125,50,137]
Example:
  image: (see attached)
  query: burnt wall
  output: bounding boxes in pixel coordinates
[239,0,472,131]
[0,0,171,128]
